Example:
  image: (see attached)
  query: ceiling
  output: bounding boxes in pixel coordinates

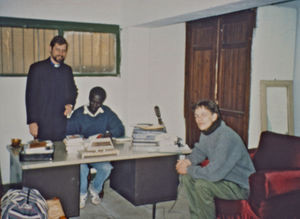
[278,0,300,7]
[140,0,299,27]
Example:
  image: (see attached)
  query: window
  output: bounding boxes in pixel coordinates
[64,31,116,74]
[0,27,58,75]
[0,17,120,76]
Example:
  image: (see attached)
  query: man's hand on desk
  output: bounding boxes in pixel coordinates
[103,132,112,138]
[176,159,191,175]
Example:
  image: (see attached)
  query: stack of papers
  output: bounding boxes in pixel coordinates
[65,134,84,145]
[64,135,85,154]
[23,140,54,154]
[133,143,191,153]
[112,137,132,144]
[132,124,166,146]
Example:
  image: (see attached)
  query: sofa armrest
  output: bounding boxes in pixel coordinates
[249,169,300,202]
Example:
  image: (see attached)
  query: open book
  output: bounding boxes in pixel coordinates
[85,137,114,151]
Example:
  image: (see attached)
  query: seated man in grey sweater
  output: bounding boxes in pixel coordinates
[176,100,255,219]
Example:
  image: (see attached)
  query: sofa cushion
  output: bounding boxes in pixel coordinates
[253,131,300,170]
[249,169,300,201]
[250,190,300,219]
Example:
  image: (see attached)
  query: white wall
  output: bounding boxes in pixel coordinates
[0,0,122,24]
[147,25,186,138]
[248,6,297,147]
[120,0,288,27]
[0,0,287,27]
[293,6,300,136]
[121,0,233,26]
[119,24,186,139]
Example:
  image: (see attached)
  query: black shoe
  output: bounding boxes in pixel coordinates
[99,190,104,199]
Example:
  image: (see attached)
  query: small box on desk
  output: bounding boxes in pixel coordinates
[19,140,54,162]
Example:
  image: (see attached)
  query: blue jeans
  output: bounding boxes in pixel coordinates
[80,162,113,195]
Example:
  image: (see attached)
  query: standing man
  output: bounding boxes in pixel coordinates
[176,100,255,219]
[26,35,78,141]
[66,86,125,208]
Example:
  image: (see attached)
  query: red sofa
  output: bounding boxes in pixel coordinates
[216,131,300,219]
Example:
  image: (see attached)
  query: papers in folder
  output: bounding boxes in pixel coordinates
[80,135,119,158]
[64,134,120,158]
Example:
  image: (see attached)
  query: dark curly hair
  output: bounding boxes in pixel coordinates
[50,35,68,50]
[193,100,221,119]
[89,86,107,102]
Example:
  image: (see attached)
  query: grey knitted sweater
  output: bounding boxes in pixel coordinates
[187,121,255,189]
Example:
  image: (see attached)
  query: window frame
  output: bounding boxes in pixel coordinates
[0,16,121,77]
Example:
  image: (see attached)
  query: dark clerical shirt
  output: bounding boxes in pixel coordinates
[26,58,78,141]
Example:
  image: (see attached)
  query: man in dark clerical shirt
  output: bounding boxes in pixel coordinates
[25,35,78,141]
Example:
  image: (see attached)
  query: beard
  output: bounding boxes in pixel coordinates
[52,55,65,64]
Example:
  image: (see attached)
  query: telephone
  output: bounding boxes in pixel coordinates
[154,105,167,132]
[154,105,184,147]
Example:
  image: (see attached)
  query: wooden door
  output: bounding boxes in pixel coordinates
[217,10,255,145]
[184,9,256,147]
[185,17,218,147]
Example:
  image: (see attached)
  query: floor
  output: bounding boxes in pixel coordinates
[70,180,190,219]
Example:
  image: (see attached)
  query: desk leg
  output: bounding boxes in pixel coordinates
[22,165,80,217]
[153,203,156,219]
[9,152,22,183]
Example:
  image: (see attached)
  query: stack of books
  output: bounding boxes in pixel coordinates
[132,124,166,146]
[63,135,84,154]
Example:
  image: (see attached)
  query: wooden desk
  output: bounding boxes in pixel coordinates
[9,142,191,217]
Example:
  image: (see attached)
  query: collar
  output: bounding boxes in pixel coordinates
[49,57,61,68]
[83,105,104,117]
[201,117,222,135]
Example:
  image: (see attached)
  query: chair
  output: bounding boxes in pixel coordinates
[216,131,300,219]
